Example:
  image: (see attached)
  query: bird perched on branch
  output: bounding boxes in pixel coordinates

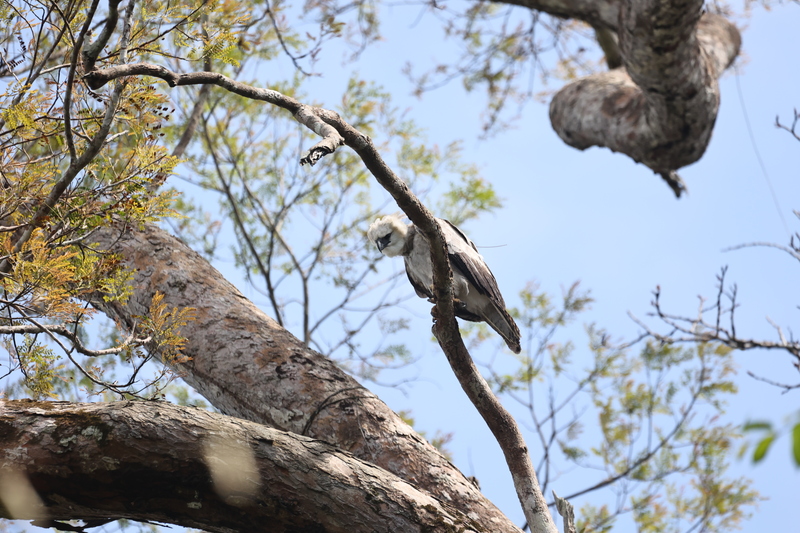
[367,214,521,353]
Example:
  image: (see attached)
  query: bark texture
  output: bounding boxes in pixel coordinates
[542,3,741,193]
[86,222,522,532]
[0,399,484,532]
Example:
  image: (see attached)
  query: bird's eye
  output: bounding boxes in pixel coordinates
[376,233,392,251]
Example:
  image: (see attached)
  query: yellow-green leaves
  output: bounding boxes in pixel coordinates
[2,335,62,399]
[141,292,196,365]
[0,1,195,399]
[468,281,757,533]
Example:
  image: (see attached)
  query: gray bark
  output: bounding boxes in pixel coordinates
[549,7,740,192]
[495,0,741,194]
[0,399,484,532]
[84,222,523,532]
[497,0,620,29]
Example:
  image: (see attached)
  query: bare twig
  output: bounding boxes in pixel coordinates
[775,108,800,142]
[263,0,314,76]
[0,323,149,358]
[633,267,800,380]
[745,371,800,393]
[723,241,800,264]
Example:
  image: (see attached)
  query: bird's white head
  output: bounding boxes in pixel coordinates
[367,214,409,257]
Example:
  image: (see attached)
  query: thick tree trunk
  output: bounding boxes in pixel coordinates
[498,0,741,194]
[549,10,740,176]
[83,221,523,532]
[0,399,484,532]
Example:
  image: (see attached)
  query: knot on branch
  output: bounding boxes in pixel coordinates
[550,10,740,196]
[295,105,345,166]
[299,144,335,166]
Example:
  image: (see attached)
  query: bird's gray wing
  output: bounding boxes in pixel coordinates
[405,263,433,299]
[439,219,506,306]
[402,227,434,299]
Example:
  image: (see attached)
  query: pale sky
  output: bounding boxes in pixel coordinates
[292,3,800,530]
[4,2,798,532]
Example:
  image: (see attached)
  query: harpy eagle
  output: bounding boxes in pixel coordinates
[367,214,521,354]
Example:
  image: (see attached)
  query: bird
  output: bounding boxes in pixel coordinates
[367,213,521,353]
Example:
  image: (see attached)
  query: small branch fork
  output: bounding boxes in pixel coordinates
[775,108,800,142]
[85,63,557,532]
[631,266,800,382]
[0,0,136,276]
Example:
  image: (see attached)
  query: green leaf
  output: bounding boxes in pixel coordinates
[752,434,775,463]
[742,421,773,432]
[792,423,800,467]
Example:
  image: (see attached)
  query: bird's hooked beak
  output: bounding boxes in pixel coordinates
[376,234,392,252]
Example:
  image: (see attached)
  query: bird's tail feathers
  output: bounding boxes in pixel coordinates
[482,303,522,354]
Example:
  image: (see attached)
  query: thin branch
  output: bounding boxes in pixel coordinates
[82,0,124,72]
[635,283,800,360]
[775,108,800,142]
[64,0,103,161]
[263,0,313,76]
[0,323,149,358]
[745,371,800,393]
[723,241,800,264]
[84,63,303,113]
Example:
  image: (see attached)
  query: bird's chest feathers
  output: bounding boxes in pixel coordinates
[404,234,471,300]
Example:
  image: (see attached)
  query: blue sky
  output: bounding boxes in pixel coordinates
[289,2,800,530]
[4,2,797,532]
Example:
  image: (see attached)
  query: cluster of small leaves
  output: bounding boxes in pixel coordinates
[466,282,757,532]
[162,1,248,68]
[139,292,197,365]
[1,335,61,399]
[0,0,192,400]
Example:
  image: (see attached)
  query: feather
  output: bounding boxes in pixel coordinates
[367,215,521,353]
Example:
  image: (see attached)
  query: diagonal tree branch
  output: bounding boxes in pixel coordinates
[84,64,303,112]
[288,106,558,533]
[83,63,554,531]
[87,221,524,532]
